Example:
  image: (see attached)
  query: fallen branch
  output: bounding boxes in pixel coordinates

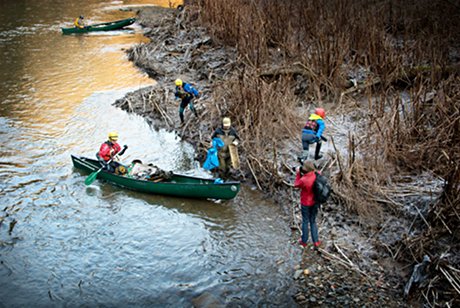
[333,242,355,267]
[440,267,460,295]
[319,247,370,279]
[247,158,262,190]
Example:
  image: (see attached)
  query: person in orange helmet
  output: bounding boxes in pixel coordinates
[300,108,326,162]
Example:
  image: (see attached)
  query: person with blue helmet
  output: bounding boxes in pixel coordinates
[300,108,326,162]
[174,78,199,124]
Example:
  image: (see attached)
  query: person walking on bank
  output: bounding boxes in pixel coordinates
[211,117,240,178]
[174,78,199,125]
[294,160,321,249]
[96,131,128,173]
[300,108,326,162]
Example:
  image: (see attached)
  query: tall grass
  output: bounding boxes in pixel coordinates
[190,0,460,304]
[195,0,459,199]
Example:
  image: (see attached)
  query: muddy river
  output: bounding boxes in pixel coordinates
[0,0,298,306]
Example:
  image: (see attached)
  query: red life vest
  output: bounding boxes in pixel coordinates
[99,141,121,161]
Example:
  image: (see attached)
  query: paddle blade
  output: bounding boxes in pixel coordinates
[84,170,100,186]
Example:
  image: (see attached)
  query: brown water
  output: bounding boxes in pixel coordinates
[0,1,299,306]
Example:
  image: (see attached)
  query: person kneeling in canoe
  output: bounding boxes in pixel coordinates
[96,131,128,174]
[74,15,86,29]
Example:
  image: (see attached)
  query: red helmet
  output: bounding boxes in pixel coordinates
[315,108,326,119]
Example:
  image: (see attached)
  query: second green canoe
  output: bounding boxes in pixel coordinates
[61,18,136,34]
[71,155,241,200]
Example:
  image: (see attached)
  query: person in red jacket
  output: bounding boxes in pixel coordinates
[294,160,321,249]
[97,131,127,173]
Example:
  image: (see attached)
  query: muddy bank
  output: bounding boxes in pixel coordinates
[112,5,446,307]
[115,6,244,173]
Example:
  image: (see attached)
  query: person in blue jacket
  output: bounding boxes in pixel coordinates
[174,78,199,124]
[300,108,326,162]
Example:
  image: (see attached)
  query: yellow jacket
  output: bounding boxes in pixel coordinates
[74,17,84,29]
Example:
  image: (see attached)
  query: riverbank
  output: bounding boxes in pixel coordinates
[114,4,454,307]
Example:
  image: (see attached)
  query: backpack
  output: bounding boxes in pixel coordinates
[303,119,319,132]
[313,172,331,204]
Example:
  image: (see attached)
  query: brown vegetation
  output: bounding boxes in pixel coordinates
[117,1,459,305]
[192,0,460,305]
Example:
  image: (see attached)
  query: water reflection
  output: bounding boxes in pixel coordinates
[0,0,298,306]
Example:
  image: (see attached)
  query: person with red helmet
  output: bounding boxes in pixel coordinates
[300,107,326,162]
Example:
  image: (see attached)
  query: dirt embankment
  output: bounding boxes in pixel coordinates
[115,7,238,158]
[114,5,456,307]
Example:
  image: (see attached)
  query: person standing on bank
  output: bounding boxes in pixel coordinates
[211,117,240,177]
[294,160,321,249]
[300,108,326,162]
[96,131,128,173]
[174,78,199,125]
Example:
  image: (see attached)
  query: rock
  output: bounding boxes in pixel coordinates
[192,292,223,307]
[303,269,310,275]
[296,294,306,301]
[294,269,304,280]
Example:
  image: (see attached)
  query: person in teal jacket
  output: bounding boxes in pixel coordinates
[300,108,326,162]
[174,78,199,124]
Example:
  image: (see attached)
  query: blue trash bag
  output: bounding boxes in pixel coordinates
[203,138,224,171]
[212,137,224,149]
[213,178,224,184]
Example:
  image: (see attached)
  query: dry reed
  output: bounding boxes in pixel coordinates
[190,0,460,304]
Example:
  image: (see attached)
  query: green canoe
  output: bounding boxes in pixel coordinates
[61,18,136,34]
[71,155,240,200]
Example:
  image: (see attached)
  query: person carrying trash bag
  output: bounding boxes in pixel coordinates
[211,117,240,178]
[300,108,326,162]
[203,137,224,172]
[174,78,199,125]
[294,160,321,249]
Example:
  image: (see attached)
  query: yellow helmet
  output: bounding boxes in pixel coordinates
[222,117,231,127]
[108,131,118,141]
[175,79,183,86]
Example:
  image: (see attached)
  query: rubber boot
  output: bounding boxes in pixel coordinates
[192,107,198,117]
[314,142,323,160]
[301,150,309,163]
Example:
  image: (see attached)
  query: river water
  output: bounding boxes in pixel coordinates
[0,0,298,306]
